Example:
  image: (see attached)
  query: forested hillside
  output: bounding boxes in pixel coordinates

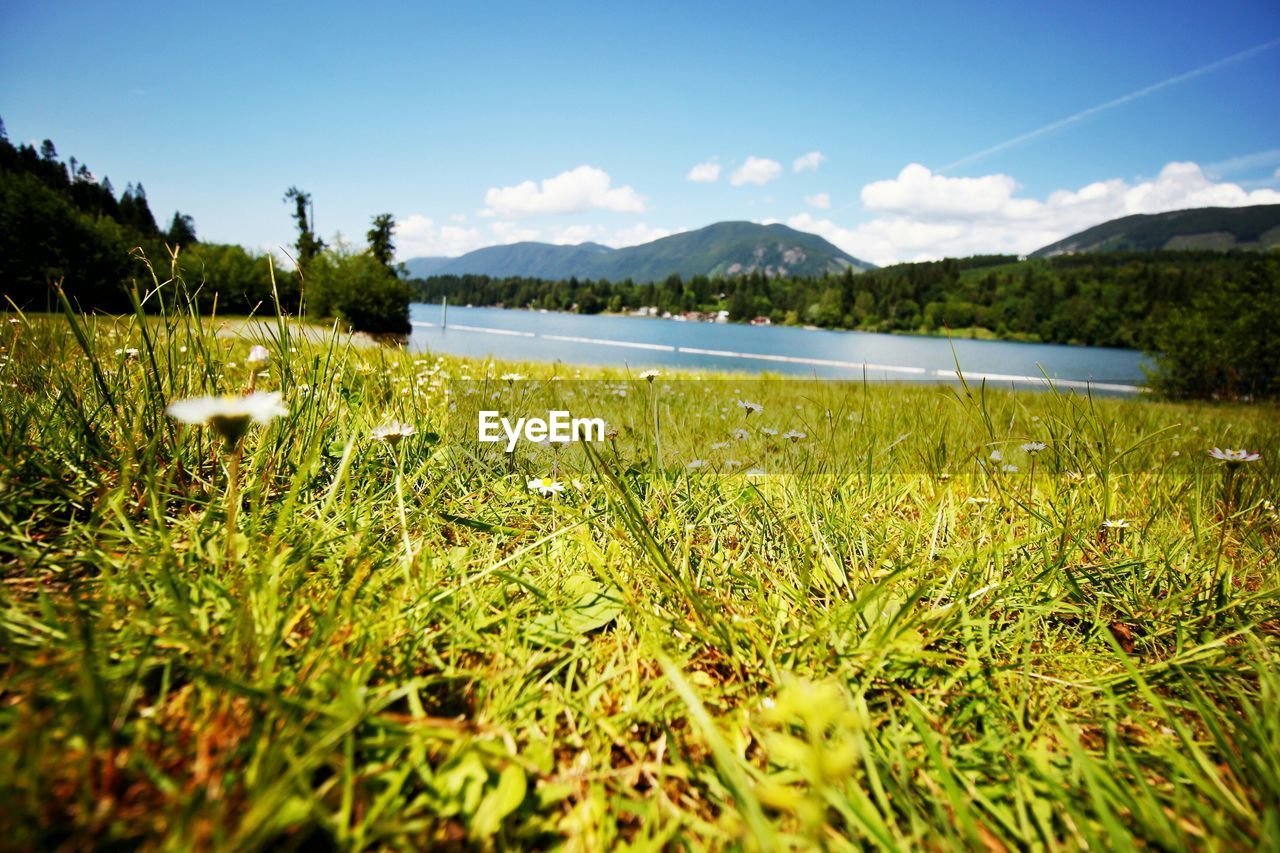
[0,122,410,333]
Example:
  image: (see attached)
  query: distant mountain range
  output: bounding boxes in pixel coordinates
[1031,204,1280,257]
[403,221,875,281]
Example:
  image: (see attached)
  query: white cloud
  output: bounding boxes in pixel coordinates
[610,222,685,247]
[552,224,606,245]
[790,161,1280,266]
[804,192,831,209]
[394,215,485,258]
[793,150,826,172]
[483,165,645,217]
[730,156,783,186]
[687,160,721,183]
[490,221,540,243]
[550,222,686,248]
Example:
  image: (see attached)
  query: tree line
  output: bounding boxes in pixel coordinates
[412,250,1280,400]
[0,119,410,334]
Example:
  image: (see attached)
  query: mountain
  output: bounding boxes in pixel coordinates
[402,221,874,281]
[402,256,451,278]
[1031,204,1280,257]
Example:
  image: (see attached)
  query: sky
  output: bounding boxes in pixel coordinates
[2,1,1278,267]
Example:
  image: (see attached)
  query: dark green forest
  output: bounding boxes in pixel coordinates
[412,250,1280,400]
[0,122,410,334]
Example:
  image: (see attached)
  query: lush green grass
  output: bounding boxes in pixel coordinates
[1,294,1277,850]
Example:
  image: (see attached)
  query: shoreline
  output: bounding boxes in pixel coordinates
[412,302,1143,355]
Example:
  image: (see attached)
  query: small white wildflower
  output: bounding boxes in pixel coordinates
[732,428,750,441]
[783,429,806,442]
[246,345,271,365]
[967,496,992,505]
[115,347,139,359]
[686,459,708,469]
[1001,463,1019,473]
[527,477,564,496]
[371,421,416,445]
[988,449,1003,463]
[1102,518,1131,529]
[710,441,729,450]
[761,427,778,437]
[639,369,661,382]
[166,391,287,447]
[1209,448,1261,463]
[501,372,525,382]
[737,400,763,416]
[1021,441,1046,454]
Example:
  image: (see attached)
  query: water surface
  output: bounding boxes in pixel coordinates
[409,304,1148,392]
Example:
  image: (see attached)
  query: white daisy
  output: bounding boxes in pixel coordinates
[371,421,416,445]
[1102,518,1130,529]
[737,400,763,416]
[686,459,708,469]
[761,427,778,437]
[639,369,661,382]
[783,430,806,442]
[115,347,140,359]
[166,391,287,446]
[1021,441,1047,454]
[501,373,525,382]
[527,476,564,496]
[732,428,750,441]
[1209,448,1261,463]
[246,345,271,365]
[988,449,1003,462]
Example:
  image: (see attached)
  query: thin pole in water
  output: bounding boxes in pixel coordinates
[441,296,448,329]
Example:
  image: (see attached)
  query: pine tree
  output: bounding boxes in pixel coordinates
[367,213,396,269]
[167,212,197,247]
[283,186,325,267]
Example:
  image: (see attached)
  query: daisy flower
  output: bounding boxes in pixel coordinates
[988,449,1003,463]
[1209,448,1261,464]
[1021,441,1046,454]
[527,476,564,496]
[371,421,416,445]
[246,345,271,365]
[737,400,763,416]
[639,369,661,382]
[783,430,806,442]
[1102,518,1130,529]
[166,391,287,447]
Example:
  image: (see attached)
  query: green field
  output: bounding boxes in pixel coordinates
[1,304,1277,850]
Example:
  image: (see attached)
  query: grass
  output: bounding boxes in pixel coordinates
[0,279,1277,850]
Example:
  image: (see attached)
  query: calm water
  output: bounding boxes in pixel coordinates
[408,304,1149,392]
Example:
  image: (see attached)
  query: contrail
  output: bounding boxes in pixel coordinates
[940,36,1280,172]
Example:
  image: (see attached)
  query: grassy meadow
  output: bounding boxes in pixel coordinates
[1,292,1278,849]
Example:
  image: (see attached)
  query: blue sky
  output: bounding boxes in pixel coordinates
[2,1,1278,265]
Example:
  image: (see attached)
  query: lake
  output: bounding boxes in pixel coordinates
[408,304,1149,393]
